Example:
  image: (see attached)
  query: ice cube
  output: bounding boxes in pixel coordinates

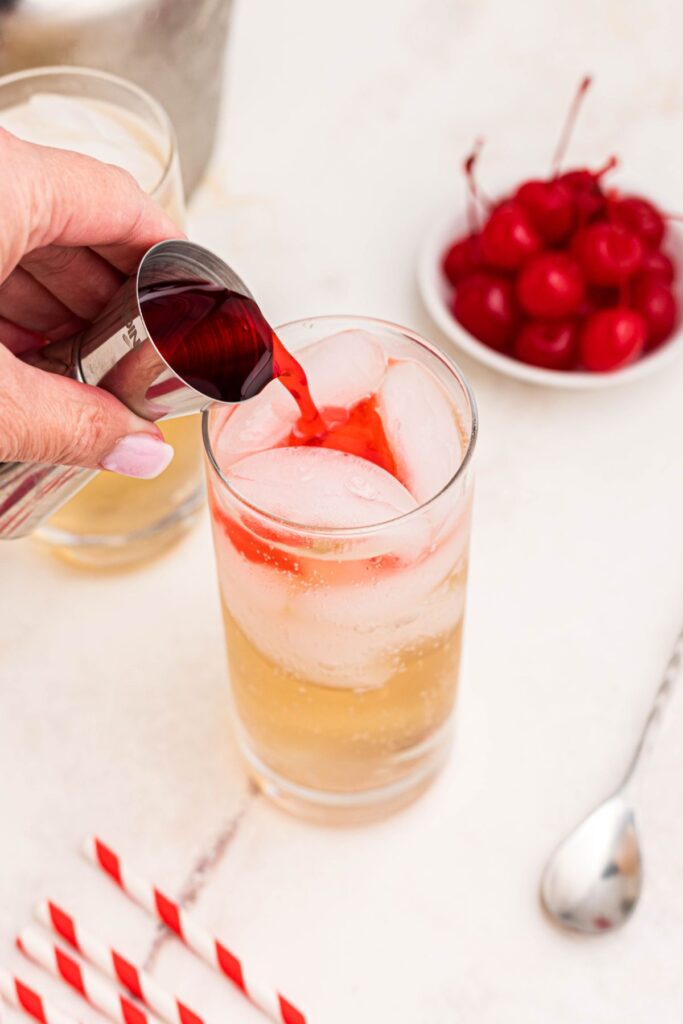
[212,524,291,620]
[211,329,387,468]
[0,94,165,192]
[212,517,402,688]
[377,360,464,504]
[293,510,470,633]
[226,446,417,528]
[301,329,387,409]
[211,381,299,467]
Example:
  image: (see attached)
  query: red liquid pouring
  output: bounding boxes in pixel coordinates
[140,281,397,476]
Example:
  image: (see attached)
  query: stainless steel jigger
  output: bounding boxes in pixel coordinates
[0,239,253,539]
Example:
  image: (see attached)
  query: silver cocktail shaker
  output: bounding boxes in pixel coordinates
[0,239,253,539]
[0,0,233,195]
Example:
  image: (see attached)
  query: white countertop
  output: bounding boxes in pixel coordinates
[3,0,683,1020]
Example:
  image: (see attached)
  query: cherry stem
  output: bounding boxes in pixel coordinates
[463,138,490,232]
[595,154,618,180]
[551,75,593,175]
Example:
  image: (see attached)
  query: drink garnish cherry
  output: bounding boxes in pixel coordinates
[441,77,678,373]
[139,280,396,474]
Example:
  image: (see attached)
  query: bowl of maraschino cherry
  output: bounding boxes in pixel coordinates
[418,77,683,387]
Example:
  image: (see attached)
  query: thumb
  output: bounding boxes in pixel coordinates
[1,348,174,477]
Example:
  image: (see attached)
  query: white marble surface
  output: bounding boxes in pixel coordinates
[3,0,683,1020]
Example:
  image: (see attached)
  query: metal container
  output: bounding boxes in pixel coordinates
[0,0,232,194]
[0,239,253,539]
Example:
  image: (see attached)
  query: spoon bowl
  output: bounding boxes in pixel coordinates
[541,794,642,934]
[540,623,683,936]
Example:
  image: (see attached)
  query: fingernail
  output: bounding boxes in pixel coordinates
[100,433,174,479]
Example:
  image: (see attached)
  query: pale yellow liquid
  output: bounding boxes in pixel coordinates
[0,90,201,566]
[45,415,203,567]
[221,564,466,807]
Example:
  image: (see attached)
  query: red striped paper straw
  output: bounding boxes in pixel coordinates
[83,837,305,1024]
[0,968,79,1024]
[17,927,156,1024]
[37,901,201,1024]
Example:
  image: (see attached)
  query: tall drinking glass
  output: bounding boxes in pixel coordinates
[204,316,477,823]
[0,66,203,568]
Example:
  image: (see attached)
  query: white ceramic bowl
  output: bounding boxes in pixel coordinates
[418,207,683,389]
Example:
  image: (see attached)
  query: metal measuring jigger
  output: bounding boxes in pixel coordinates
[0,239,254,539]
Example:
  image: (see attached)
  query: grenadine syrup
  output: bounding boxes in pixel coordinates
[140,281,397,476]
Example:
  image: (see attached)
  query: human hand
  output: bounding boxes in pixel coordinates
[0,128,181,478]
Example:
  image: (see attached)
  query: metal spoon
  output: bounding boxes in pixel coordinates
[541,624,683,934]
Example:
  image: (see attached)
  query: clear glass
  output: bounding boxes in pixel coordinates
[204,316,477,823]
[0,0,234,196]
[0,67,203,568]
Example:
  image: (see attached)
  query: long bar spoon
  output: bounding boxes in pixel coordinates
[541,623,683,933]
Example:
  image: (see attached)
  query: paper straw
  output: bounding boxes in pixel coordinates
[83,837,305,1024]
[37,902,201,1024]
[0,968,78,1024]
[17,928,156,1024]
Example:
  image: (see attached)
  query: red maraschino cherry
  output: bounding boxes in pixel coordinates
[612,195,666,249]
[573,222,643,286]
[631,277,677,348]
[517,252,585,318]
[452,272,517,349]
[480,201,541,270]
[557,168,608,222]
[636,249,674,285]
[580,308,646,370]
[515,179,575,243]
[442,234,483,286]
[514,319,578,370]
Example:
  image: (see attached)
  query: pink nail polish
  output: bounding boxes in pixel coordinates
[100,433,174,479]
